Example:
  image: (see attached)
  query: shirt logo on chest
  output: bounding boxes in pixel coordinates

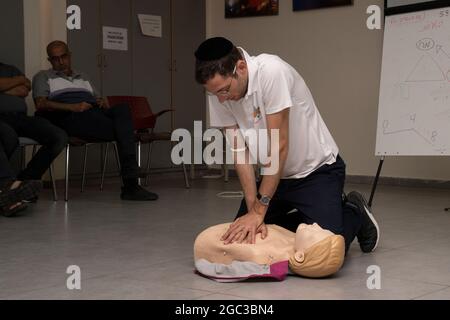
[253,106,262,124]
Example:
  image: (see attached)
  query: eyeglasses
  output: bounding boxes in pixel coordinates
[206,65,237,97]
[49,53,70,63]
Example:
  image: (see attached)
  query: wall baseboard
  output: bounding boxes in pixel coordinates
[42,165,210,188]
[202,168,450,190]
[346,175,450,190]
[42,166,450,190]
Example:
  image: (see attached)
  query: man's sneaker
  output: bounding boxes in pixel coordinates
[120,185,158,201]
[1,201,28,218]
[347,191,380,253]
[0,180,42,208]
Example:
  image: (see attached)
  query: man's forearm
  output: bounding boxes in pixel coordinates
[35,97,74,112]
[233,140,288,212]
[257,144,288,202]
[235,161,257,211]
[4,85,29,97]
[0,77,23,92]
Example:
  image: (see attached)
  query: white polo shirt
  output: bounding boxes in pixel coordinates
[208,48,339,179]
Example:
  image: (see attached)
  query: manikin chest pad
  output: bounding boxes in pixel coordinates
[194,223,295,282]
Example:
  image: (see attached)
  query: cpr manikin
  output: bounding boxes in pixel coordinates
[194,223,345,281]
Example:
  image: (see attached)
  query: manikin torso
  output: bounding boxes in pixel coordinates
[194,222,333,265]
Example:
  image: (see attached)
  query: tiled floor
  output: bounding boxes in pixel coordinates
[0,173,449,300]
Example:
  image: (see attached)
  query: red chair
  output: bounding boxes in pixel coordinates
[106,96,189,188]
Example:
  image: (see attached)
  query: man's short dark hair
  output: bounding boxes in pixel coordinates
[46,40,69,57]
[195,38,243,85]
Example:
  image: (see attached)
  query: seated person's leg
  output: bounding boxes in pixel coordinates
[57,108,157,201]
[0,120,19,181]
[59,108,135,175]
[102,104,141,178]
[12,114,68,181]
[0,121,19,179]
[0,120,29,216]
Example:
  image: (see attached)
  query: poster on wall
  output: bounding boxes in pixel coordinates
[138,14,162,37]
[293,0,353,12]
[225,0,279,18]
[103,26,128,51]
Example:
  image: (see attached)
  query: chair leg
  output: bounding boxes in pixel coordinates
[137,141,142,185]
[144,142,153,186]
[113,142,122,187]
[224,164,229,182]
[81,144,89,192]
[183,162,190,189]
[190,164,195,180]
[113,142,121,171]
[100,143,110,190]
[49,163,58,201]
[20,146,25,170]
[65,144,70,202]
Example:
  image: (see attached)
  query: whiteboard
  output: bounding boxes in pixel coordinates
[387,0,437,8]
[376,6,450,155]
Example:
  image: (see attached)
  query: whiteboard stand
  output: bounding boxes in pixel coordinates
[368,156,450,212]
[376,2,450,211]
[368,156,385,208]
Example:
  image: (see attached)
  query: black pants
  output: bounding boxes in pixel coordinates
[235,156,362,252]
[51,104,139,179]
[0,113,68,181]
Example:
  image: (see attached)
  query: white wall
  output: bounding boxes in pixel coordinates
[24,0,67,179]
[24,0,67,106]
[206,0,450,181]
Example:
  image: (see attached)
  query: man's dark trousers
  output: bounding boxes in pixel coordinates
[235,156,362,252]
[0,113,68,181]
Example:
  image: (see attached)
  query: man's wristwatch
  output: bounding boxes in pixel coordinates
[257,193,271,206]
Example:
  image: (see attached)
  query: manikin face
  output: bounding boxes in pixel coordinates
[203,60,248,104]
[295,223,334,253]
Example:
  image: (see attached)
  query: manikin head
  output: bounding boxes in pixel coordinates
[289,223,345,278]
[194,37,249,103]
[193,222,345,281]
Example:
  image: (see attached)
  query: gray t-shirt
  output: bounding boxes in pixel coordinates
[0,62,28,114]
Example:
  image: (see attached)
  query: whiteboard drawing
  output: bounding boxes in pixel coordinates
[376,6,450,155]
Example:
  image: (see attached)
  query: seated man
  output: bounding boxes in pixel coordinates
[194,222,345,281]
[32,40,157,201]
[0,61,68,217]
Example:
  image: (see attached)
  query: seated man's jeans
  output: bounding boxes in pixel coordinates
[0,113,68,182]
[50,104,140,181]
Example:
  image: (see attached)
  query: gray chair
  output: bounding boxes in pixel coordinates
[106,96,190,188]
[64,137,121,201]
[18,137,57,201]
[99,142,121,191]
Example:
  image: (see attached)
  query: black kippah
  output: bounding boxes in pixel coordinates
[195,37,234,61]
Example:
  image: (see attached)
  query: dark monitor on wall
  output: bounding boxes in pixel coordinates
[385,0,450,15]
